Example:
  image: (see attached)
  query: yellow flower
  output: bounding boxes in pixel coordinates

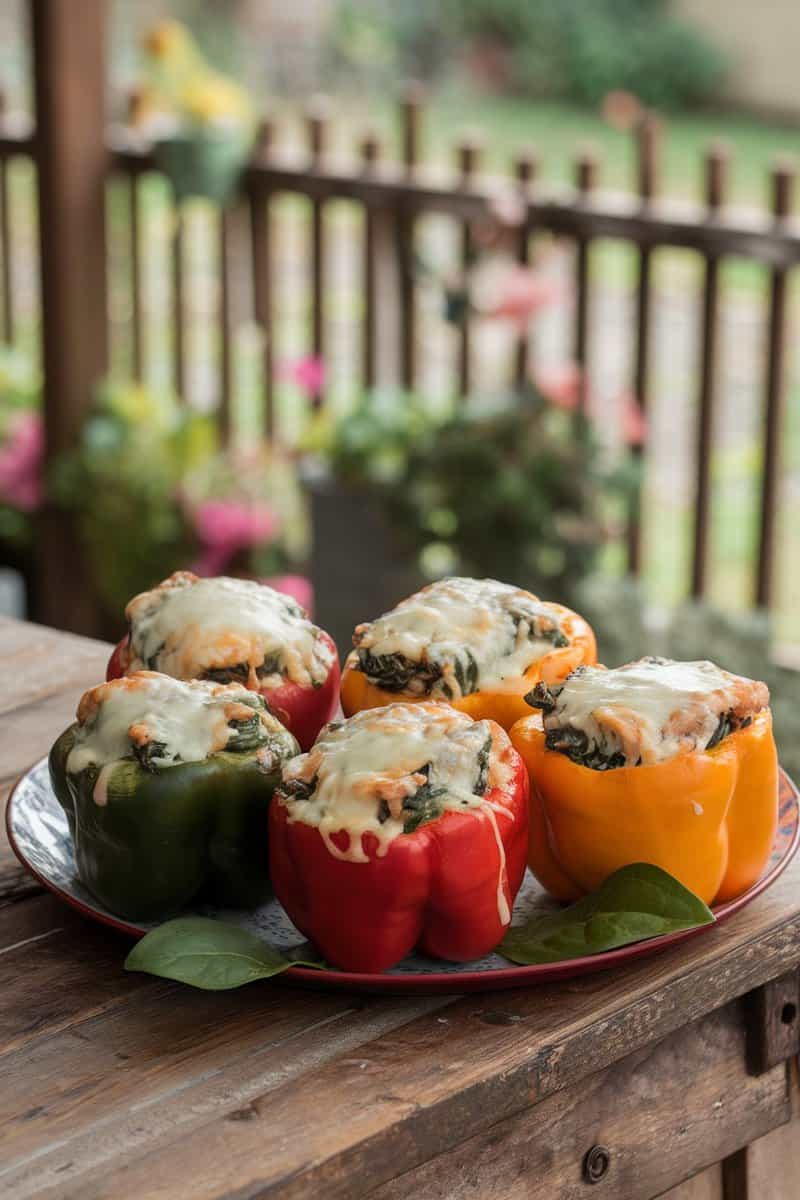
[181,74,253,126]
[144,20,197,65]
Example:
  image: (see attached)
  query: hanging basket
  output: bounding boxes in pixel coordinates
[153,127,253,206]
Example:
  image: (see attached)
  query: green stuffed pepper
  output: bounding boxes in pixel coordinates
[49,670,299,920]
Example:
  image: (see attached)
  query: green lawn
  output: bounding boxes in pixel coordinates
[329,88,800,205]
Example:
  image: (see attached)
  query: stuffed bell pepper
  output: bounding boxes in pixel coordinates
[340,576,596,731]
[511,656,778,905]
[107,572,340,750]
[270,702,529,972]
[49,671,299,920]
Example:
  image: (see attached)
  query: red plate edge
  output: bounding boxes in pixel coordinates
[7,766,800,995]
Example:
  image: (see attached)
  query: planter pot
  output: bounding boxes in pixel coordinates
[154,129,253,206]
[308,478,423,660]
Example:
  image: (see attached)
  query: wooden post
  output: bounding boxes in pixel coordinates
[31,0,109,634]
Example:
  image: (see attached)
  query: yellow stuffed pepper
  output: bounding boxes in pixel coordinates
[340,577,597,731]
[510,656,778,905]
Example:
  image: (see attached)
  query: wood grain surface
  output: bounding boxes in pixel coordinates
[1,617,799,1199]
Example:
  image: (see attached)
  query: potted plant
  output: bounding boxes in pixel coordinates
[131,20,256,206]
[304,382,637,645]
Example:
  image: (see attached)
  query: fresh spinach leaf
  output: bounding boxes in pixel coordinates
[124,917,323,990]
[499,863,714,965]
[402,781,448,833]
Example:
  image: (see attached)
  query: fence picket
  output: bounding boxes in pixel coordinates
[307,98,328,412]
[457,138,481,396]
[399,85,423,391]
[129,174,143,381]
[628,114,661,574]
[756,160,794,608]
[574,151,598,412]
[360,132,381,391]
[514,151,537,388]
[691,143,729,599]
[172,208,186,401]
[0,90,13,346]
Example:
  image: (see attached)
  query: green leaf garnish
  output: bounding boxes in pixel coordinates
[124,917,324,990]
[499,863,715,965]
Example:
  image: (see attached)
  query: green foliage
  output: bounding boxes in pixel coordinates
[317,388,636,605]
[0,346,39,417]
[500,862,714,965]
[52,379,214,620]
[0,347,42,551]
[575,575,800,782]
[331,0,728,111]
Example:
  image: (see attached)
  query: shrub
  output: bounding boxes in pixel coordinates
[331,0,728,112]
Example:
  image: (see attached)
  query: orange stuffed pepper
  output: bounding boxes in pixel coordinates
[510,656,779,906]
[341,577,597,731]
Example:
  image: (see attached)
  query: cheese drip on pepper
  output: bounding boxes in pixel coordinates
[354,577,569,699]
[68,671,286,774]
[531,657,769,768]
[279,701,516,898]
[125,572,334,690]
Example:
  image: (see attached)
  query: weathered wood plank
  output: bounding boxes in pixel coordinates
[0,618,108,717]
[0,650,110,903]
[368,1002,789,1200]
[745,970,800,1075]
[663,1167,723,1200]
[0,895,159,1055]
[41,854,800,1200]
[0,989,451,1199]
[739,1059,800,1198]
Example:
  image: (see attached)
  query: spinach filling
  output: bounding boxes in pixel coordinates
[355,648,445,695]
[129,704,270,771]
[132,739,171,772]
[283,734,495,835]
[527,679,754,771]
[200,654,284,686]
[401,733,494,833]
[356,610,568,698]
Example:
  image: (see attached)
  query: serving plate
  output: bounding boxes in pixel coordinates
[7,758,799,994]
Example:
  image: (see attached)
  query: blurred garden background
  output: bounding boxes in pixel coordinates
[0,0,799,763]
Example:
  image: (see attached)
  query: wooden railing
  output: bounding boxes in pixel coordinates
[0,85,798,624]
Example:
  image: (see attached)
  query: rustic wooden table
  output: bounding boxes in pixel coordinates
[1,615,799,1200]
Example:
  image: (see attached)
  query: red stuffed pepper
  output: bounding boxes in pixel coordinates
[107,572,340,751]
[270,702,529,973]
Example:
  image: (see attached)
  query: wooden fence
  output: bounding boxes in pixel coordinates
[0,0,798,634]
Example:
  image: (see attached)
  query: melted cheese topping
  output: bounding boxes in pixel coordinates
[279,702,515,869]
[68,671,287,775]
[125,572,334,689]
[355,577,567,698]
[541,658,769,766]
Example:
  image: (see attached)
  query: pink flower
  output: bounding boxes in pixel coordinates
[190,499,281,576]
[0,412,44,512]
[484,267,559,328]
[261,573,313,614]
[278,355,325,399]
[620,393,648,446]
[536,363,582,411]
[192,498,280,548]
